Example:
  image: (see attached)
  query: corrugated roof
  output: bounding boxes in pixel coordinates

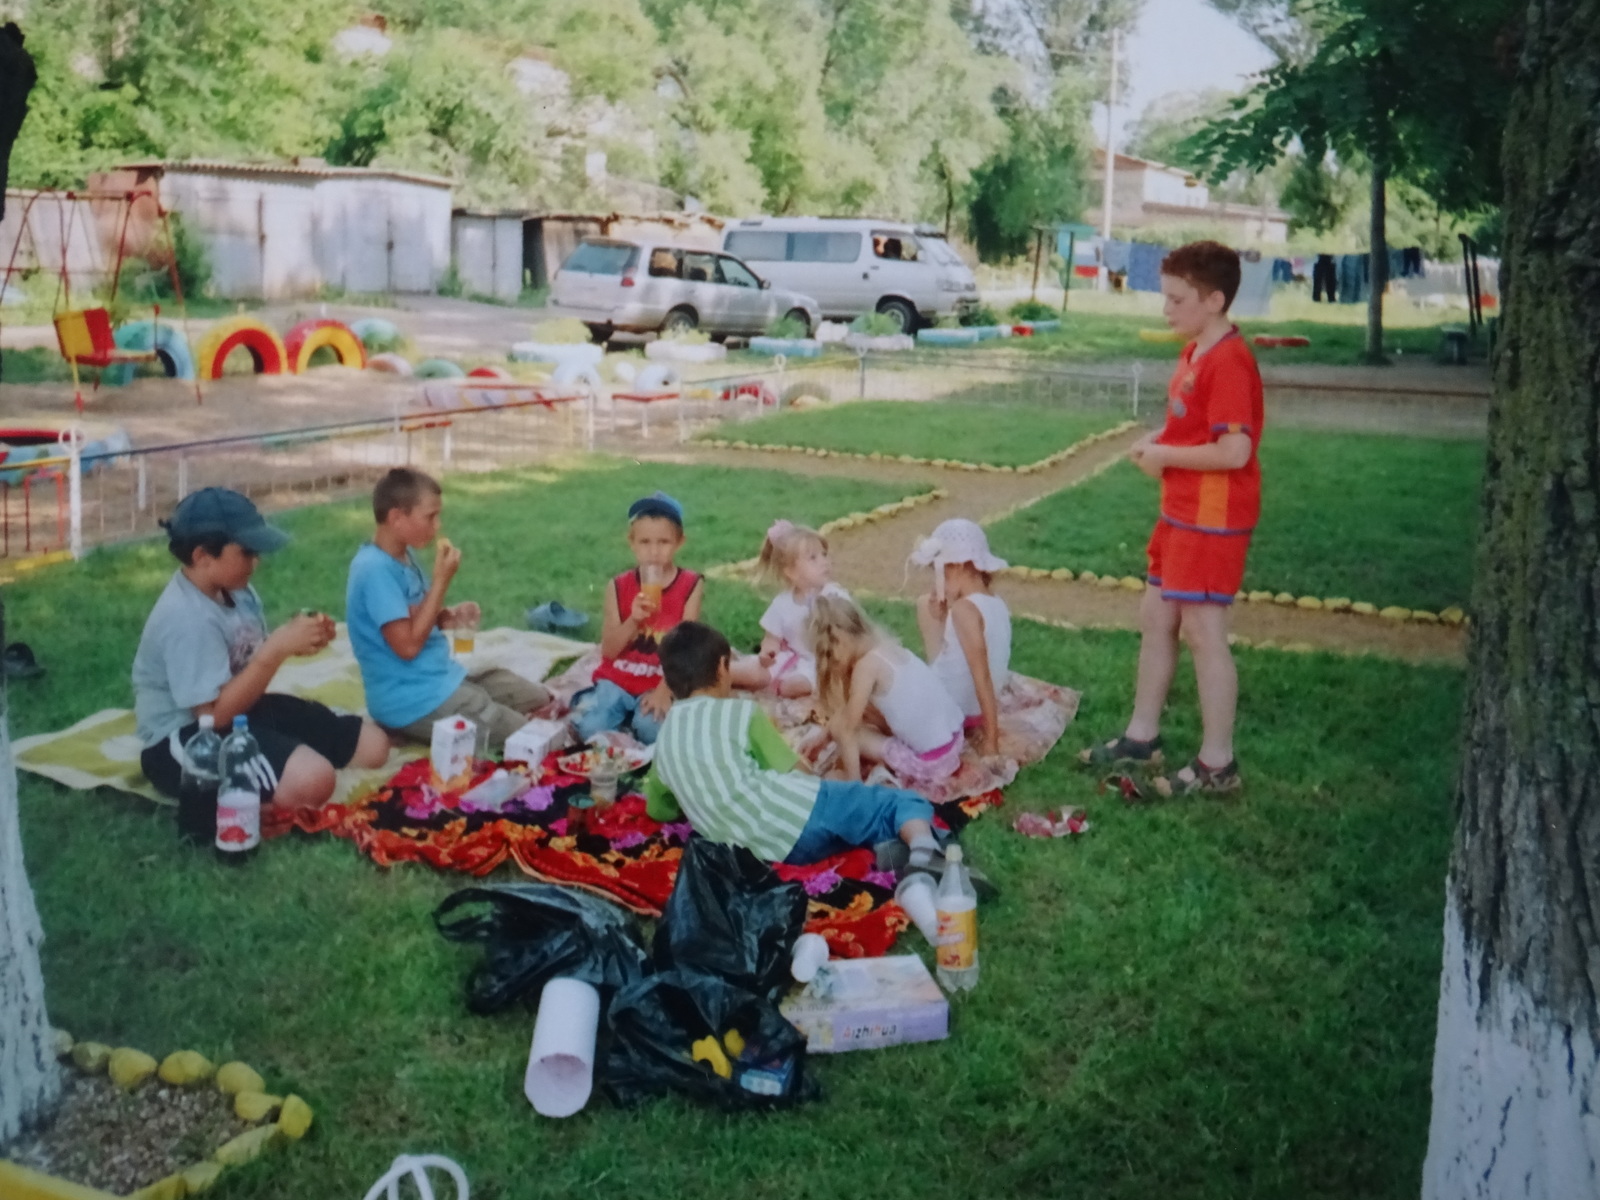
[117,160,454,189]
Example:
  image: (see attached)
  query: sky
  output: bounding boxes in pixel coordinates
[1093,0,1276,147]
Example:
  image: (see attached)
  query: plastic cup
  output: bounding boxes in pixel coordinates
[589,767,620,808]
[452,611,479,656]
[790,932,831,983]
[894,872,941,944]
[639,563,667,613]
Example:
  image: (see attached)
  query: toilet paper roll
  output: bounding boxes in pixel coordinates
[790,932,831,983]
[894,872,941,944]
[524,978,601,1118]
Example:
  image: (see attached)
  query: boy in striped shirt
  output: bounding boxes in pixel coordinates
[645,621,939,867]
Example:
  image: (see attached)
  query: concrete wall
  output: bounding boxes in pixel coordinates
[451,214,523,302]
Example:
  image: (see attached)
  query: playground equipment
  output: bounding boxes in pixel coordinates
[103,320,197,386]
[284,319,366,373]
[194,316,289,380]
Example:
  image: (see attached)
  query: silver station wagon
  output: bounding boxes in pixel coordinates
[548,238,823,341]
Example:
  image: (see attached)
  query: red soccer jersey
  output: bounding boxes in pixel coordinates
[1156,327,1264,534]
[592,566,702,697]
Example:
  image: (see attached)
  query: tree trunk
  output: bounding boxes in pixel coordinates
[1421,2,1600,1195]
[0,596,59,1146]
[1364,162,1387,364]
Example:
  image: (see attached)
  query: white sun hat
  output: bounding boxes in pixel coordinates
[908,518,1008,598]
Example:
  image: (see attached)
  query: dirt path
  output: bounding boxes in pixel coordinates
[638,431,1466,664]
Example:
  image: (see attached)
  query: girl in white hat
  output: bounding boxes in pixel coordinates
[909,519,1013,757]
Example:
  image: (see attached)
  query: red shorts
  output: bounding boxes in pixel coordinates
[1146,519,1251,604]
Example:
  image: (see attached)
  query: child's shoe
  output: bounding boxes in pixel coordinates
[526,601,590,634]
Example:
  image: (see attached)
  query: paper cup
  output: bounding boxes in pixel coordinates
[790,932,831,983]
[524,977,600,1118]
[895,872,941,944]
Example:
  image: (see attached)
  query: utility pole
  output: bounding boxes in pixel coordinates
[1098,28,1119,292]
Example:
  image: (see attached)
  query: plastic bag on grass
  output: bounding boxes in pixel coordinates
[434,884,650,1014]
[652,839,809,999]
[603,969,820,1110]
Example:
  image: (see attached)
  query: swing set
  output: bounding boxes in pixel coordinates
[1,186,202,410]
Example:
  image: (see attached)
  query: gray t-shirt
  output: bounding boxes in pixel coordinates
[132,570,268,748]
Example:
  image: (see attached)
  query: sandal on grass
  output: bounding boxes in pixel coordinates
[1077,734,1163,769]
[1150,758,1242,799]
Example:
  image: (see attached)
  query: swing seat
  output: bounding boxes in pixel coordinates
[54,307,158,370]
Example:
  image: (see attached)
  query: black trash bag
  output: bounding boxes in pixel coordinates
[434,883,650,1014]
[652,839,809,1000]
[602,969,820,1110]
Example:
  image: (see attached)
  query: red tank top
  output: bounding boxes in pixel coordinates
[592,567,702,696]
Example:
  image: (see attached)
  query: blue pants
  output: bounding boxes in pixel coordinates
[784,779,934,865]
[570,679,664,745]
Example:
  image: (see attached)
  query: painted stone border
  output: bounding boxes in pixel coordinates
[702,487,950,582]
[1010,609,1423,660]
[698,420,1141,476]
[0,1031,315,1200]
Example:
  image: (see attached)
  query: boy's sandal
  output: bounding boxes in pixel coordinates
[1150,758,1242,799]
[1077,734,1163,769]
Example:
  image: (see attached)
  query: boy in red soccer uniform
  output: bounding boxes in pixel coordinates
[1080,241,1263,794]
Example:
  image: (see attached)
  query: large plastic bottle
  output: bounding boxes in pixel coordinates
[177,715,222,846]
[215,715,263,863]
[935,844,980,991]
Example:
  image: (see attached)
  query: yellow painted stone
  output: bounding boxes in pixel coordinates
[1078,571,1099,584]
[897,454,917,463]
[1412,610,1441,624]
[1282,642,1316,654]
[109,1047,159,1090]
[1247,590,1274,604]
[868,451,883,460]
[52,1029,73,1058]
[1097,574,1121,589]
[1440,606,1467,626]
[234,1091,284,1122]
[1350,601,1378,616]
[1120,576,1145,591]
[213,1125,280,1167]
[1323,597,1353,612]
[71,1041,112,1073]
[1255,639,1279,650]
[159,1051,215,1087]
[1235,592,1247,602]
[1295,596,1323,610]
[1273,592,1297,606]
[277,1094,315,1141]
[999,465,1015,473]
[215,1061,265,1097]
[129,1172,187,1200]
[1379,606,1412,621]
[182,1161,225,1193]
[1050,568,1074,581]
[1028,567,1053,580]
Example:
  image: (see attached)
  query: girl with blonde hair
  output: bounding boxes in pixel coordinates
[731,519,848,698]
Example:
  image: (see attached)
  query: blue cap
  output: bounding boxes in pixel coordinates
[232,715,248,730]
[162,488,289,555]
[627,491,683,528]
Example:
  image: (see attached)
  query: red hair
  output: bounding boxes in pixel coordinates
[1160,241,1241,310]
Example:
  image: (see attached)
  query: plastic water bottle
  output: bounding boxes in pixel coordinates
[177,715,222,846]
[215,715,262,863]
[935,844,980,992]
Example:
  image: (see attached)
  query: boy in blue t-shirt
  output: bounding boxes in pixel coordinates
[346,468,549,749]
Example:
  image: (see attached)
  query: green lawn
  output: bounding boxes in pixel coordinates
[707,400,1129,467]
[986,430,1485,611]
[7,456,1461,1200]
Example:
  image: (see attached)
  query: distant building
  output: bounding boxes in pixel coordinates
[1085,149,1291,246]
[92,160,453,299]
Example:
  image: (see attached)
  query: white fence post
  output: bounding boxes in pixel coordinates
[62,427,83,561]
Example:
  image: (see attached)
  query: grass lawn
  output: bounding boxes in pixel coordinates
[7,456,1460,1199]
[706,400,1129,467]
[986,430,1485,611]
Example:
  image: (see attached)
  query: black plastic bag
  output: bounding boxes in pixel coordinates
[603,969,820,1109]
[434,883,650,1014]
[652,839,809,1000]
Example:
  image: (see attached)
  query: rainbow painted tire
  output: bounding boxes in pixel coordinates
[284,319,365,373]
[195,317,288,380]
[102,321,196,387]
[365,353,414,376]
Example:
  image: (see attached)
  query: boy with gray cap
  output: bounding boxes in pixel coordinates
[132,488,390,812]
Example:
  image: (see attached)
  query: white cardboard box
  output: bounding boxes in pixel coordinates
[504,718,570,766]
[780,955,949,1053]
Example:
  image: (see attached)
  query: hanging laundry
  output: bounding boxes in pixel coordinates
[1231,256,1275,318]
[1387,249,1406,287]
[1402,247,1423,278]
[1337,254,1368,304]
[1271,258,1295,284]
[1312,255,1338,303]
[1126,242,1165,293]
[1101,239,1133,274]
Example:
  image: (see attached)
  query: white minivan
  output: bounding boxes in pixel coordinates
[721,218,979,332]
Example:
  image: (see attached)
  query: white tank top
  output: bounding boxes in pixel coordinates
[870,644,964,753]
[931,593,1012,718]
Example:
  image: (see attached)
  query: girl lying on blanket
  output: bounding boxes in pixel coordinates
[730,520,849,699]
[807,592,966,785]
[909,519,1014,758]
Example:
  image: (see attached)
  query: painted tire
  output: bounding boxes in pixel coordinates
[415,358,465,380]
[466,365,512,380]
[102,321,197,386]
[284,319,366,373]
[365,353,414,376]
[195,317,288,380]
[350,317,402,351]
[633,364,681,392]
[551,362,601,392]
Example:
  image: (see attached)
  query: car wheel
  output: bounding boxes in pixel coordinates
[661,307,698,335]
[875,298,917,333]
[783,308,813,337]
[583,323,613,343]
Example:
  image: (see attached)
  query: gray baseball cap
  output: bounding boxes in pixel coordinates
[163,488,289,554]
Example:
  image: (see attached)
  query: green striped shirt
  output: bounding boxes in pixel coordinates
[647,696,820,862]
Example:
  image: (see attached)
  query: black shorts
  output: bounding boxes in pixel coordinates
[141,693,365,801]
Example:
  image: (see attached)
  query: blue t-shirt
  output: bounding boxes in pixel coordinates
[346,543,465,727]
